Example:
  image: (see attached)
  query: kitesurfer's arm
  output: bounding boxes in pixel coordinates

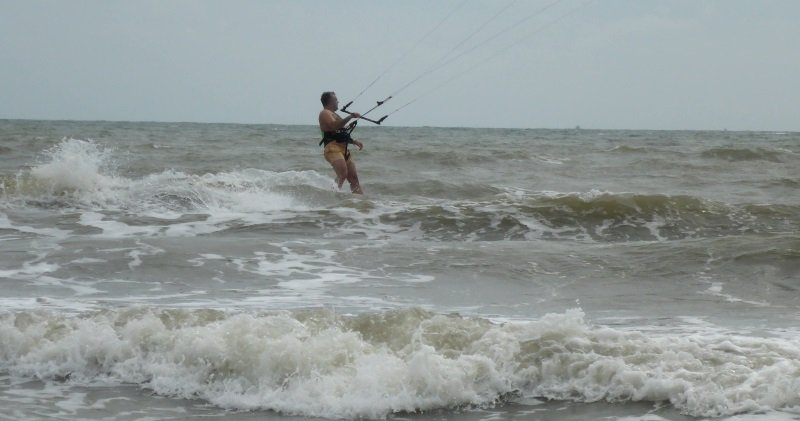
[319,110,361,132]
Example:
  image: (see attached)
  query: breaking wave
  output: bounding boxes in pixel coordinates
[3,308,800,418]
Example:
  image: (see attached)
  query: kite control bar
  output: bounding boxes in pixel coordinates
[343,113,387,125]
[341,96,391,125]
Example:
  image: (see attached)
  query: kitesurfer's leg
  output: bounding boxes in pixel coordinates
[346,160,363,194]
[330,158,348,189]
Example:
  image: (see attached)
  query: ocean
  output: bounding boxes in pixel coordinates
[0,119,798,420]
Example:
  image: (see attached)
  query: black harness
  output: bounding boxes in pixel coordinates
[320,121,357,161]
[319,129,354,147]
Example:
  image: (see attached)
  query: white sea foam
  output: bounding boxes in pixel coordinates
[701,281,771,307]
[187,253,224,267]
[530,154,566,165]
[0,213,71,239]
[78,212,162,237]
[0,257,59,280]
[2,308,800,419]
[125,241,165,270]
[225,242,377,304]
[69,257,106,264]
[0,297,99,313]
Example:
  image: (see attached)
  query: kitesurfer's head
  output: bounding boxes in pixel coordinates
[321,91,338,110]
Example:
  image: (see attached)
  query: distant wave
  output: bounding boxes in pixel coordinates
[605,145,648,153]
[318,191,798,242]
[766,178,800,188]
[701,147,788,162]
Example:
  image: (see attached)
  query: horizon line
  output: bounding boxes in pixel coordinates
[0,117,796,134]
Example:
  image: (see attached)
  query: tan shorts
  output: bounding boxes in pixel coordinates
[323,142,351,164]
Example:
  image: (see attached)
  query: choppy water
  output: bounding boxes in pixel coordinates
[0,119,798,420]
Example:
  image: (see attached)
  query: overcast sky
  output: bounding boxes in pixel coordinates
[2,1,798,130]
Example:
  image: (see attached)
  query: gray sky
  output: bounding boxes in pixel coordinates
[2,1,798,130]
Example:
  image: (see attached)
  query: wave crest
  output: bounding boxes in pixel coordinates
[1,138,333,215]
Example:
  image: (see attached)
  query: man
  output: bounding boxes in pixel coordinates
[319,91,365,194]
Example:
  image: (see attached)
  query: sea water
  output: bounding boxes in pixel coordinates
[0,120,798,420]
